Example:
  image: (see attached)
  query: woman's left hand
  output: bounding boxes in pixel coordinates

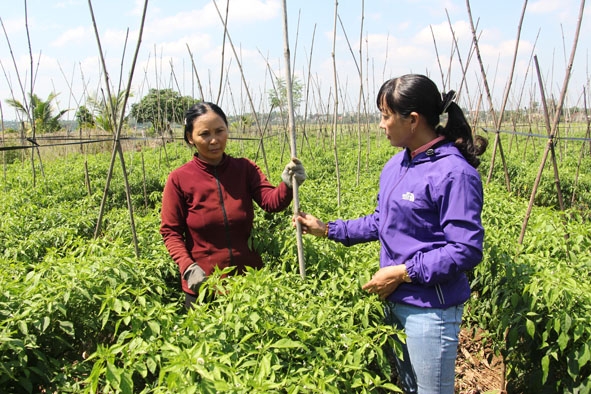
[362,265,406,300]
[281,158,306,188]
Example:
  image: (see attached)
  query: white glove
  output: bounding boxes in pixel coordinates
[183,263,207,292]
[281,158,306,188]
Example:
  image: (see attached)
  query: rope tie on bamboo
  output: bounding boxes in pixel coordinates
[440,90,456,115]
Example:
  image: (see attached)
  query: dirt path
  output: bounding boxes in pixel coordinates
[455,328,506,394]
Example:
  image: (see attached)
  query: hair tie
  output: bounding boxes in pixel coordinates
[441,90,456,114]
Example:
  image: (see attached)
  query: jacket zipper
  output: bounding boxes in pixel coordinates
[214,167,234,265]
[435,284,445,305]
[379,160,411,241]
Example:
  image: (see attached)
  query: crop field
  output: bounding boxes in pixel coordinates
[0,125,590,393]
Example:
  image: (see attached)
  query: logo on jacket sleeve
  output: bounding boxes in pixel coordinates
[402,192,415,202]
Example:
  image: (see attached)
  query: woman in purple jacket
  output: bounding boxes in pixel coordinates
[296,74,487,394]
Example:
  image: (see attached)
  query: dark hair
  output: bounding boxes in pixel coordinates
[377,74,487,168]
[183,102,228,144]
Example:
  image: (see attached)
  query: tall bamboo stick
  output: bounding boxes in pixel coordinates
[186,44,205,101]
[330,0,342,207]
[533,55,565,210]
[216,0,229,105]
[280,0,305,278]
[465,0,511,190]
[336,10,365,186]
[90,0,149,258]
[300,24,317,159]
[211,0,271,177]
[571,86,590,205]
[518,0,585,244]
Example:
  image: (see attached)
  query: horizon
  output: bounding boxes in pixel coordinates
[1,0,590,123]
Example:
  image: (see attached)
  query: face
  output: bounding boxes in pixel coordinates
[379,104,413,149]
[187,110,228,165]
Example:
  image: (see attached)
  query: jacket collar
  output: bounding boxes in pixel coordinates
[404,139,456,164]
[192,152,230,171]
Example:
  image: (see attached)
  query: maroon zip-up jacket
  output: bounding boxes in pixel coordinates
[160,153,293,295]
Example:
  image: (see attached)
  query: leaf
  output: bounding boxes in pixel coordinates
[106,362,121,386]
[578,342,590,369]
[146,355,158,374]
[120,371,134,394]
[563,314,572,332]
[257,352,271,381]
[270,338,308,351]
[541,355,549,384]
[525,318,535,338]
[18,321,28,336]
[59,320,74,336]
[145,320,160,337]
[557,332,569,352]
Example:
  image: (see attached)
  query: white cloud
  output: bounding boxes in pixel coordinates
[225,0,281,23]
[529,0,563,14]
[51,26,90,47]
[1,16,26,36]
[157,34,214,58]
[54,0,83,9]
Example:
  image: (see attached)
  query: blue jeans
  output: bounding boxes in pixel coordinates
[384,302,463,394]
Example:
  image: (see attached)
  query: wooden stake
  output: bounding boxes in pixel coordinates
[518,0,585,244]
[280,0,306,278]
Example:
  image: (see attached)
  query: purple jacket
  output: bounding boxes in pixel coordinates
[328,141,484,308]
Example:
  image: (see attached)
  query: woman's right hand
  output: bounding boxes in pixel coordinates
[184,263,207,292]
[294,211,328,238]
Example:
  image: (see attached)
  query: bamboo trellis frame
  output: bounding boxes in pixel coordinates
[1,1,590,254]
[88,0,148,257]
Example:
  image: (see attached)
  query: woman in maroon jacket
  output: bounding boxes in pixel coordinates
[160,102,306,308]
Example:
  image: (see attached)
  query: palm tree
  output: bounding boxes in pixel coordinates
[6,92,69,134]
[87,90,130,133]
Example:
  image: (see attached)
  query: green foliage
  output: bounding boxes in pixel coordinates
[86,90,131,133]
[465,181,591,393]
[6,92,69,133]
[268,77,303,114]
[76,105,95,128]
[1,127,590,393]
[129,89,200,133]
[0,135,403,393]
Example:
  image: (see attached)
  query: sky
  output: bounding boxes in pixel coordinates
[1,0,590,122]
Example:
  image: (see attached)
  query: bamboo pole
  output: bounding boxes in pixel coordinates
[571,86,590,205]
[216,0,230,105]
[518,0,585,244]
[336,10,365,186]
[533,56,565,210]
[186,44,205,101]
[465,0,511,191]
[330,0,342,207]
[430,24,447,90]
[486,2,526,190]
[300,24,317,159]
[90,0,149,258]
[211,0,271,177]
[356,1,366,187]
[1,100,5,189]
[445,9,473,103]
[280,0,306,278]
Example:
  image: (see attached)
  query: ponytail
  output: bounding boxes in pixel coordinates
[437,96,488,168]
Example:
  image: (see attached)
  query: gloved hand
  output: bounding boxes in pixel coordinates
[281,158,306,188]
[183,263,207,292]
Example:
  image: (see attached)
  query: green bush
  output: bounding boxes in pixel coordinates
[1,129,590,393]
